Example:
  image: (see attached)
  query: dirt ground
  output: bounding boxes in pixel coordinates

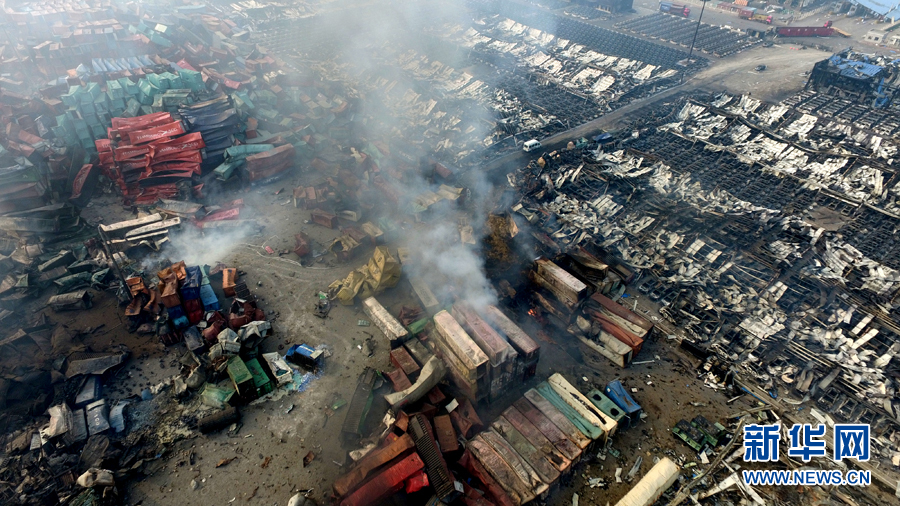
[54,173,754,506]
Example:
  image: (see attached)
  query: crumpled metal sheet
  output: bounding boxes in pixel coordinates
[65,351,129,378]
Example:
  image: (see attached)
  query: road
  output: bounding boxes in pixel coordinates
[476,40,828,179]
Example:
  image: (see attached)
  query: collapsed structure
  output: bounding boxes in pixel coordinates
[507,82,900,490]
[807,50,900,108]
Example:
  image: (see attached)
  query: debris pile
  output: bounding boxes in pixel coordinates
[807,50,900,108]
[507,88,900,489]
[333,365,661,506]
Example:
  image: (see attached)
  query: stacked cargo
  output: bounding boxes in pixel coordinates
[199,268,220,312]
[581,293,652,365]
[178,96,240,171]
[531,258,588,314]
[58,82,110,153]
[213,144,273,181]
[158,262,188,333]
[244,143,295,184]
[528,257,654,368]
[212,143,295,184]
[451,304,518,403]
[98,112,205,204]
[432,310,490,402]
[334,313,645,506]
[55,67,198,157]
[91,56,157,75]
[0,161,49,215]
[482,305,541,381]
[457,374,628,506]
[181,265,204,325]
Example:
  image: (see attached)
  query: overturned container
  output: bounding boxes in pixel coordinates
[48,290,93,311]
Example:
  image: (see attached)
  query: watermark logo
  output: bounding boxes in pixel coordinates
[740,423,872,486]
[833,424,870,462]
[787,423,827,462]
[743,424,781,463]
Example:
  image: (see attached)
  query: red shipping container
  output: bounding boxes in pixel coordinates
[183,298,202,312]
[203,319,225,343]
[114,145,151,161]
[139,170,198,184]
[128,121,185,145]
[404,471,429,493]
[95,139,111,152]
[118,156,150,171]
[115,116,178,138]
[294,232,310,257]
[310,210,338,228]
[386,368,412,392]
[188,310,203,325]
[144,163,201,176]
[390,347,420,377]
[229,314,250,330]
[150,132,205,157]
[339,453,424,506]
[151,149,203,165]
[112,112,170,129]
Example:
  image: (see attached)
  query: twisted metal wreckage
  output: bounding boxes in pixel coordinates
[254,0,703,169]
[510,89,900,482]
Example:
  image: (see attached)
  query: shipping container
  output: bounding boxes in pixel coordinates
[433,310,489,382]
[585,389,628,427]
[547,373,617,443]
[613,457,679,506]
[659,2,690,16]
[534,382,603,442]
[468,435,537,505]
[339,452,425,506]
[483,305,540,381]
[521,389,592,451]
[532,258,587,309]
[776,26,834,37]
[501,406,572,473]
[408,276,440,315]
[491,416,560,484]
[577,332,633,368]
[605,380,643,428]
[333,434,416,497]
[362,297,409,347]
[452,304,517,401]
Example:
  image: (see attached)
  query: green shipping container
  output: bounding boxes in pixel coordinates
[245,358,274,398]
[81,83,101,103]
[107,79,124,99]
[125,99,141,117]
[586,389,628,426]
[93,93,109,112]
[78,101,95,116]
[118,77,138,95]
[61,85,82,107]
[159,71,182,89]
[226,356,255,399]
[147,73,163,90]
